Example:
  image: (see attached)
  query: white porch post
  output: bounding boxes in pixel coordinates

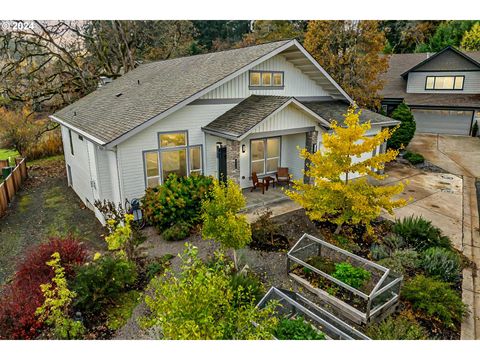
[304,130,318,184]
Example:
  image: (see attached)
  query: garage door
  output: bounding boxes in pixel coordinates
[412,109,473,135]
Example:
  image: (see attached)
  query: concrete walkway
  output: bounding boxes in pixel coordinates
[408,134,480,339]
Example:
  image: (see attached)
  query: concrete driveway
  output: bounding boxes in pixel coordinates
[408,134,480,178]
[379,162,464,248]
[406,134,480,339]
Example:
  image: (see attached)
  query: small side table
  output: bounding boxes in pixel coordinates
[262,175,276,190]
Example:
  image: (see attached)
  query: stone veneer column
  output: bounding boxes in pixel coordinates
[303,130,318,184]
[226,139,240,184]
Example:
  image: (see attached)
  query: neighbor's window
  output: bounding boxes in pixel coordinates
[68,129,74,156]
[251,137,280,175]
[145,151,160,188]
[249,71,284,87]
[425,76,464,90]
[144,131,203,188]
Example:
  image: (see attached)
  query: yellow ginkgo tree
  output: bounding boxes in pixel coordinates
[286,106,408,235]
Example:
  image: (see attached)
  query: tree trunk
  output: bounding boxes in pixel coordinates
[334,223,342,235]
[232,249,238,272]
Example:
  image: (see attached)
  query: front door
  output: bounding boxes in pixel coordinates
[217,145,227,183]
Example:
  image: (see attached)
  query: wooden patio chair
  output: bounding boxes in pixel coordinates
[276,167,292,187]
[251,172,266,194]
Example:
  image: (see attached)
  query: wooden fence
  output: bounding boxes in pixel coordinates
[0,158,28,218]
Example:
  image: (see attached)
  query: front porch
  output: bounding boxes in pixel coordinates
[242,185,302,222]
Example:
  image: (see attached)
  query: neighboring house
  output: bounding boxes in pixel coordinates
[381,46,480,135]
[50,39,397,222]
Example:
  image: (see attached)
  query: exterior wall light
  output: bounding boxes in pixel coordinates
[242,144,246,153]
[312,143,317,152]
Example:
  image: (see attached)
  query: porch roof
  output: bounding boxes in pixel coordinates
[301,101,400,127]
[202,95,330,140]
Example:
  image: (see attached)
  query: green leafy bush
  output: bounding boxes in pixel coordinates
[161,221,191,241]
[421,247,462,283]
[393,216,451,251]
[274,317,326,340]
[143,174,213,231]
[402,275,467,329]
[403,151,425,165]
[143,244,278,340]
[230,272,263,307]
[366,313,428,340]
[378,249,420,277]
[145,255,174,281]
[331,262,371,289]
[73,256,137,315]
[387,102,416,150]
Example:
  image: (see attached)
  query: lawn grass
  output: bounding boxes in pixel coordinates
[0,149,19,164]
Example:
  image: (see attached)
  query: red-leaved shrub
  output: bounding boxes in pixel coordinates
[0,236,88,339]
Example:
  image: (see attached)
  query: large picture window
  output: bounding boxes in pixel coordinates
[425,75,464,90]
[250,137,280,176]
[144,131,203,188]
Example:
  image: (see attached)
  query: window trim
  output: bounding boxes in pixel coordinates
[143,130,204,189]
[68,129,74,156]
[249,70,285,89]
[249,136,282,177]
[424,75,465,91]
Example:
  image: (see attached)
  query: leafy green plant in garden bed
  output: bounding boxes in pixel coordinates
[403,151,425,165]
[161,221,192,241]
[331,262,371,290]
[106,290,141,331]
[230,272,264,308]
[421,247,462,283]
[378,249,421,277]
[274,317,326,340]
[143,173,213,232]
[393,215,452,251]
[366,311,428,340]
[72,255,137,317]
[402,275,467,330]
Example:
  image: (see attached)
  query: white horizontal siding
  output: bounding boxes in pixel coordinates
[117,103,236,200]
[201,54,329,99]
[407,71,480,94]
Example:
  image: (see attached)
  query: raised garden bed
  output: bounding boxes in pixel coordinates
[257,287,370,340]
[287,233,403,325]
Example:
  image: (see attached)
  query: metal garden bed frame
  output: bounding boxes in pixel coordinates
[257,287,370,340]
[287,233,403,325]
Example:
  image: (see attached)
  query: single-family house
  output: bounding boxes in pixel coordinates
[50,39,398,222]
[380,46,480,135]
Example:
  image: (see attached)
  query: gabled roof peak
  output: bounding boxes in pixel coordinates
[400,45,480,78]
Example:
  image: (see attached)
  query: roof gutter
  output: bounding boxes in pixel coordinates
[49,115,107,146]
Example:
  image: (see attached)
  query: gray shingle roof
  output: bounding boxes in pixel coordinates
[380,49,480,109]
[52,40,293,144]
[203,96,398,138]
[301,100,399,126]
[202,95,292,138]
